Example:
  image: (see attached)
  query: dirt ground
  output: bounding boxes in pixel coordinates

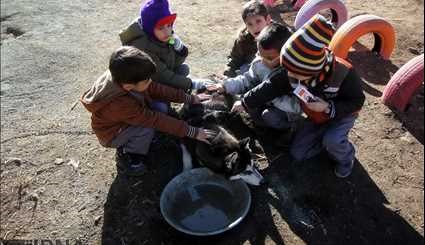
[0,0,424,244]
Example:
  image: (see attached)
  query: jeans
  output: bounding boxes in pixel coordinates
[110,91,169,155]
[111,126,155,155]
[290,115,357,166]
[246,106,297,130]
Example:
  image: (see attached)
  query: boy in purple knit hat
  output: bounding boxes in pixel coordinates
[119,0,210,97]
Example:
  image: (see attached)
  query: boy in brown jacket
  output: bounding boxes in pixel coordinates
[223,0,272,78]
[81,46,210,176]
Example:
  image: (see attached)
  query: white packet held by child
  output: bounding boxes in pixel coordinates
[293,84,317,103]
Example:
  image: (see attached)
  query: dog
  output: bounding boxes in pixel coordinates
[179,91,264,186]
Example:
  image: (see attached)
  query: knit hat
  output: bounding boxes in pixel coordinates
[140,0,177,38]
[280,14,335,76]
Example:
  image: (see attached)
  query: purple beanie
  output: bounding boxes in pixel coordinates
[140,0,176,38]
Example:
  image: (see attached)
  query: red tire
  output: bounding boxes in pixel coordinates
[294,0,348,29]
[329,14,396,60]
[382,54,424,111]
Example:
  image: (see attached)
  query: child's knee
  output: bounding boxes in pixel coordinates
[261,109,278,126]
[175,64,190,77]
[290,146,306,162]
[322,134,346,149]
[261,108,288,129]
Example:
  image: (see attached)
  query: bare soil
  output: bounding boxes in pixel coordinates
[1,0,423,244]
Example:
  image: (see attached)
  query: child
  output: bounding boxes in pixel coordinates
[240,15,365,178]
[208,22,301,131]
[223,0,272,78]
[81,46,211,176]
[119,0,207,92]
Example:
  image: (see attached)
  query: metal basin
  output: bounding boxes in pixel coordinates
[160,168,251,236]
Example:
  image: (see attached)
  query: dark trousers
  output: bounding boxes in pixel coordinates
[110,91,169,155]
[290,115,357,167]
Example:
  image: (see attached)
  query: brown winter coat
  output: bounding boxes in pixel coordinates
[81,71,196,147]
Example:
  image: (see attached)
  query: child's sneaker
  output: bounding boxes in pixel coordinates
[115,148,148,177]
[334,159,354,178]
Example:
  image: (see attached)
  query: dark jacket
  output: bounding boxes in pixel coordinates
[242,58,365,122]
[119,19,192,90]
[224,28,258,78]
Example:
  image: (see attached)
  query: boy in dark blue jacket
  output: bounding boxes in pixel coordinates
[240,15,365,178]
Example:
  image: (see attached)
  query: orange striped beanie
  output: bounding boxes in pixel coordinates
[280,14,335,76]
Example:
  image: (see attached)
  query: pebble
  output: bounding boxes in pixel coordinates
[5,157,23,166]
[54,158,64,165]
[94,215,102,226]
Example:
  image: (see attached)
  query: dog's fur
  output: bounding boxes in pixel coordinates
[180,91,258,177]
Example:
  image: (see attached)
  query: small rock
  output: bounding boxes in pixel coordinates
[54,158,65,165]
[408,47,420,55]
[400,133,415,144]
[5,157,23,166]
[67,158,80,170]
[94,215,102,226]
[28,192,39,202]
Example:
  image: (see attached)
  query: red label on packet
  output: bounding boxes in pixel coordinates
[293,84,317,103]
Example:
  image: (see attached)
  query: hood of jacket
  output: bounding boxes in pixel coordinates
[81,70,127,113]
[119,18,167,49]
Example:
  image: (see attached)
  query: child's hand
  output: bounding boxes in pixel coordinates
[169,34,184,52]
[213,74,228,80]
[206,83,225,93]
[231,101,245,113]
[192,93,211,104]
[195,128,216,144]
[305,97,330,113]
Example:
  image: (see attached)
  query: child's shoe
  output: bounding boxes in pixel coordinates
[115,148,148,177]
[334,159,354,178]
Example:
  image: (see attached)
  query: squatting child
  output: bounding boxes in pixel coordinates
[223,0,272,77]
[81,46,211,176]
[240,15,365,178]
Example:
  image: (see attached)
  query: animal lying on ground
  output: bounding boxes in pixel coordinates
[179,92,264,186]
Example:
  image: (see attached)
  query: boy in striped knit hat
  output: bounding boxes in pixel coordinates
[240,14,365,178]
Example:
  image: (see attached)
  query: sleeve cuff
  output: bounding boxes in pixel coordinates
[241,97,248,111]
[184,94,194,104]
[186,126,198,138]
[328,100,336,119]
[175,46,188,57]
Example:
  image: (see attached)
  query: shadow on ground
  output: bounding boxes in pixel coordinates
[389,84,424,144]
[348,42,400,98]
[100,136,424,244]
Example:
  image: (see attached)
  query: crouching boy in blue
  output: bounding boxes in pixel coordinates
[241,15,365,178]
[81,46,210,176]
[208,22,301,134]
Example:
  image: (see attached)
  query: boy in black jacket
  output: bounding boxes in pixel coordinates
[240,14,365,178]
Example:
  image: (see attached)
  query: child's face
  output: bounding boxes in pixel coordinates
[258,45,280,69]
[122,78,152,92]
[245,15,271,38]
[154,24,173,43]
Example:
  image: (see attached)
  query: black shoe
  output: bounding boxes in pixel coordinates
[115,148,148,177]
